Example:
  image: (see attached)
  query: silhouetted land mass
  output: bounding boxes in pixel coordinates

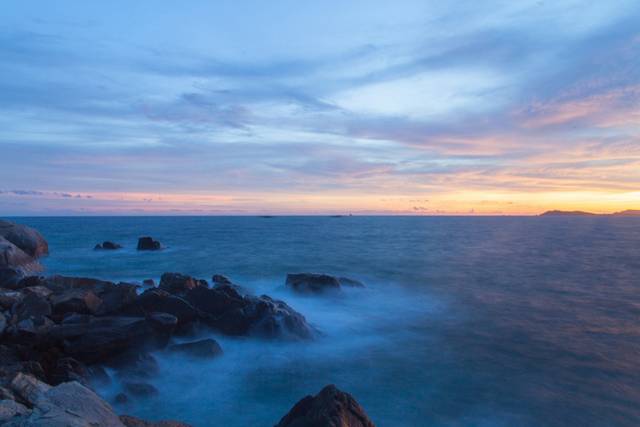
[540,209,640,217]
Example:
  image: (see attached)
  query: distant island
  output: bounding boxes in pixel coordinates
[540,209,640,217]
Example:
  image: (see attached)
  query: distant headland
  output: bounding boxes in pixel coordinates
[540,209,640,217]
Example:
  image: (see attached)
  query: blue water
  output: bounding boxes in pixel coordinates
[9,216,640,426]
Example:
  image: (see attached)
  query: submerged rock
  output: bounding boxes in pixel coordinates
[137,237,162,251]
[285,273,364,294]
[275,384,375,427]
[95,241,123,250]
[123,382,158,398]
[167,338,223,358]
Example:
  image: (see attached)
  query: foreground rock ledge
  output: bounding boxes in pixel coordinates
[276,384,375,427]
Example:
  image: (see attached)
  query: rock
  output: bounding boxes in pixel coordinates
[115,393,129,404]
[49,357,89,386]
[285,273,341,294]
[275,384,375,427]
[95,241,123,250]
[123,382,158,397]
[0,312,6,335]
[10,372,51,405]
[286,273,365,294]
[50,288,102,315]
[0,268,23,289]
[54,316,161,364]
[120,415,193,427]
[338,277,365,288]
[137,237,161,251]
[212,274,232,285]
[143,279,155,287]
[12,379,127,426]
[21,285,52,299]
[167,338,223,358]
[11,316,55,338]
[12,293,51,322]
[147,312,178,336]
[0,238,34,270]
[0,220,49,259]
[87,365,111,387]
[159,273,202,293]
[0,399,31,423]
[186,285,315,339]
[45,276,138,315]
[0,290,24,310]
[123,289,199,326]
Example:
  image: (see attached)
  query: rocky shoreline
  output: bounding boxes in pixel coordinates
[0,219,375,426]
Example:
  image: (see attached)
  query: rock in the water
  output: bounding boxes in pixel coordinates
[123,382,158,397]
[120,415,193,427]
[186,285,315,339]
[159,273,202,293]
[45,275,138,315]
[115,393,129,404]
[137,237,161,251]
[211,274,232,285]
[338,277,365,288]
[123,289,199,326]
[110,352,160,380]
[0,220,48,259]
[143,279,155,287]
[167,338,223,358]
[49,357,89,386]
[285,273,341,294]
[53,316,161,364]
[275,384,375,427]
[95,241,123,250]
[147,312,178,336]
[286,273,364,294]
[10,372,52,405]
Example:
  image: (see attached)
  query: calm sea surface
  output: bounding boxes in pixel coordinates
[10,216,640,427]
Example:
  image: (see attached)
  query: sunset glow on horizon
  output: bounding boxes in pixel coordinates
[1,1,639,215]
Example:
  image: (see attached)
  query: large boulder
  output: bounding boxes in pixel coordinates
[285,273,364,294]
[8,373,125,427]
[0,399,30,423]
[122,289,199,325]
[45,276,138,316]
[137,237,161,251]
[159,273,203,293]
[0,221,48,259]
[0,239,35,271]
[275,384,375,427]
[186,284,315,339]
[51,316,162,364]
[0,268,23,289]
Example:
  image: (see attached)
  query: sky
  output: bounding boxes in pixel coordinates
[1,0,639,215]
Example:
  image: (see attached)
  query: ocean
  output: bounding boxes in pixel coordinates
[10,216,640,426]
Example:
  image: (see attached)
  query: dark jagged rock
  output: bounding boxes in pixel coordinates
[212,274,232,285]
[276,384,375,427]
[123,381,158,397]
[49,357,89,386]
[143,279,155,287]
[0,268,22,289]
[52,316,162,364]
[120,414,193,427]
[12,292,51,322]
[167,339,223,358]
[45,276,138,316]
[147,312,178,336]
[137,237,162,251]
[122,289,199,326]
[286,273,365,294]
[185,284,315,339]
[95,241,123,250]
[286,273,341,294]
[0,290,23,310]
[0,220,48,259]
[159,273,203,293]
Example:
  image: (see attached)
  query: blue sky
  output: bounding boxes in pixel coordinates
[1,1,639,215]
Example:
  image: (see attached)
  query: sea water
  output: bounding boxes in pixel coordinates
[11,216,640,426]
